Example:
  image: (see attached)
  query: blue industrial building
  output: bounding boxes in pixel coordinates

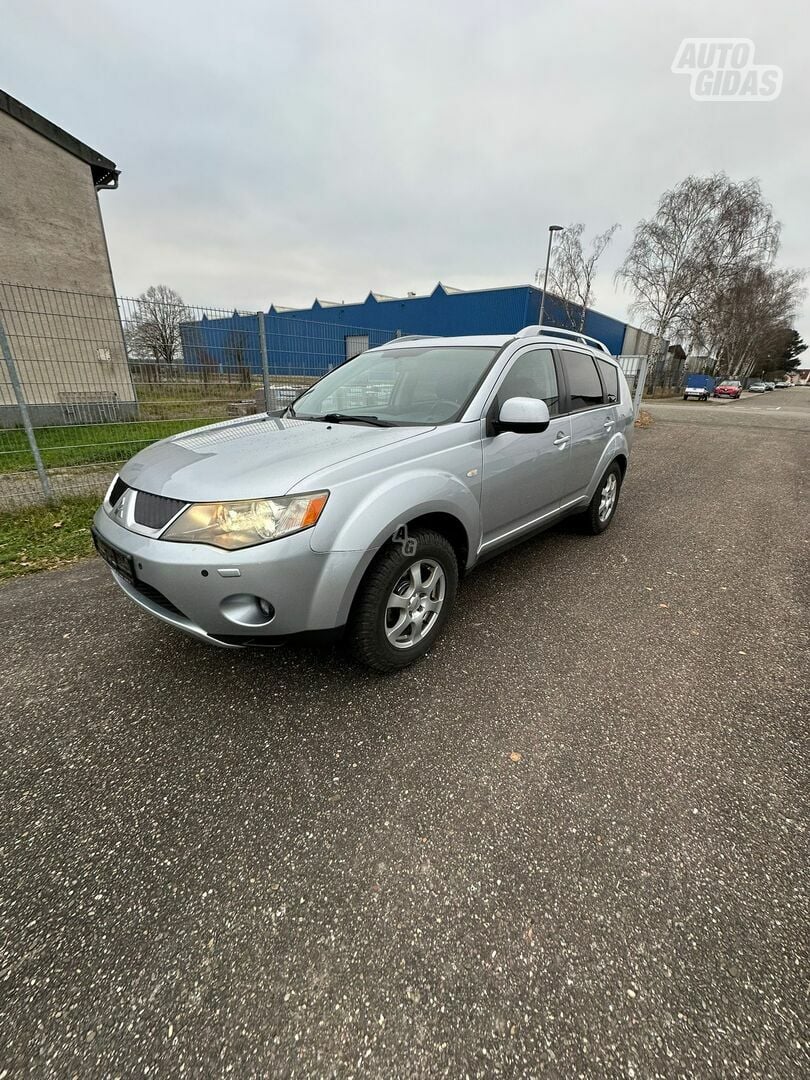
[181,283,640,378]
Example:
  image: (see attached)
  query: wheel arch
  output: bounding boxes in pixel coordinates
[402,511,470,572]
[333,505,475,629]
[612,452,628,479]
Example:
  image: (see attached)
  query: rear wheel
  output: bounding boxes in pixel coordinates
[348,529,458,671]
[579,462,623,535]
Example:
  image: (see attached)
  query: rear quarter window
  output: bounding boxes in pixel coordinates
[563,350,605,411]
[596,358,620,403]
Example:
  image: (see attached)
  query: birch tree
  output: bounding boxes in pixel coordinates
[698,266,805,378]
[543,223,620,331]
[616,174,781,356]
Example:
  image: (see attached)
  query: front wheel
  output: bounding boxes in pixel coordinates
[348,529,459,671]
[579,462,623,535]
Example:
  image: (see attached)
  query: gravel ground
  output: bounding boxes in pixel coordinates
[0,401,807,1078]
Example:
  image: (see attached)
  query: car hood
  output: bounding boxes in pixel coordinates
[119,415,433,501]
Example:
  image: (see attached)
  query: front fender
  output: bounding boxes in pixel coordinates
[310,470,482,629]
[310,469,481,560]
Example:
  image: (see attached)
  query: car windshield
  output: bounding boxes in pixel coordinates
[291,346,501,425]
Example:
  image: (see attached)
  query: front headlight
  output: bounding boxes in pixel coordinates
[161,491,329,549]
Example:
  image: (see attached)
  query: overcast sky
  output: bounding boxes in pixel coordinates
[3,0,809,337]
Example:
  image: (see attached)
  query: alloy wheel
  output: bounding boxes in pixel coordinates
[384,559,446,649]
[598,473,618,523]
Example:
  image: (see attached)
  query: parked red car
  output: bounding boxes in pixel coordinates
[713,380,743,399]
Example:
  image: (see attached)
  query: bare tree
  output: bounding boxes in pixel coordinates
[197,347,219,387]
[616,174,781,354]
[127,285,190,367]
[698,266,806,378]
[226,329,253,390]
[542,223,620,331]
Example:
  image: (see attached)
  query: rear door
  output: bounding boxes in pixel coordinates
[559,349,615,499]
[480,346,572,546]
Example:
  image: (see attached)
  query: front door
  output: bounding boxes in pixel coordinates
[480,346,572,547]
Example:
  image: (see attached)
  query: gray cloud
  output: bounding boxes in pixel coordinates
[3,0,808,336]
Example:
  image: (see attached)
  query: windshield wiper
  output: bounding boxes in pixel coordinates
[320,413,393,427]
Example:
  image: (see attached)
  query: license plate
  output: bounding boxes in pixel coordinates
[92,528,136,584]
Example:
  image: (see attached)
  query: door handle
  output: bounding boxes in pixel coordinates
[553,431,570,446]
[603,419,614,430]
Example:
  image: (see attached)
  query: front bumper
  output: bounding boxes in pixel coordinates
[92,506,364,647]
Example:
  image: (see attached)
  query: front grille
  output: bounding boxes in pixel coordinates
[108,476,129,507]
[133,491,186,530]
[131,579,186,619]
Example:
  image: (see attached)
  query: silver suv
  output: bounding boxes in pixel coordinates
[92,327,634,670]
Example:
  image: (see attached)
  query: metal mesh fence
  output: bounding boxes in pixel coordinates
[0,283,406,509]
[616,355,650,416]
[644,353,688,397]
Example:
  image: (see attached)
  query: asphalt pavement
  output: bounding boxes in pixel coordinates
[1,394,808,1078]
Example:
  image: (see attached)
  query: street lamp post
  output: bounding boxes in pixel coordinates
[538,224,564,327]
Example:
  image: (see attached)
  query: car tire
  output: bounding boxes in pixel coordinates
[579,461,623,536]
[348,528,459,672]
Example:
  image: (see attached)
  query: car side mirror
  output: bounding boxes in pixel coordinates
[493,396,551,434]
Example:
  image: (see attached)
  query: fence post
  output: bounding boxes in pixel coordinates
[0,316,55,503]
[256,311,272,413]
[633,356,648,416]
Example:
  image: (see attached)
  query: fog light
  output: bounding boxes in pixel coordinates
[220,594,276,627]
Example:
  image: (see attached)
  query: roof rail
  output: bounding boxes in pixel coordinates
[388,334,437,342]
[516,325,612,355]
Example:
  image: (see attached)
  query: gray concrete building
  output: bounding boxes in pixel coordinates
[0,90,135,425]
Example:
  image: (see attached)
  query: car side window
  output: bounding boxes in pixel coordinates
[496,348,560,416]
[563,350,605,411]
[596,358,619,404]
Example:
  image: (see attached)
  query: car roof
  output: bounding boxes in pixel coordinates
[375,334,513,349]
[374,331,616,359]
